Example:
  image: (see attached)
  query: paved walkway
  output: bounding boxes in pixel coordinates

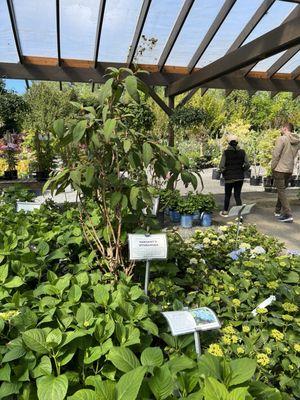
[177,168,300,251]
[37,168,300,250]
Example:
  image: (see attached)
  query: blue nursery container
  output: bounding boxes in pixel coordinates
[180,214,193,228]
[169,210,181,223]
[200,212,212,227]
[193,210,200,221]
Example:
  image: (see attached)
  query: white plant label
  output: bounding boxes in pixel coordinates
[252,295,276,316]
[16,202,41,212]
[128,233,167,261]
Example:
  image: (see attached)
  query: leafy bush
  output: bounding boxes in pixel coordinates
[149,224,300,398]
[0,206,283,399]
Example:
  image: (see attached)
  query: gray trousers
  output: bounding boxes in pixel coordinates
[273,171,292,216]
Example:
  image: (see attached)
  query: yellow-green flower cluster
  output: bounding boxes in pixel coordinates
[282,314,293,321]
[222,325,235,335]
[222,334,238,345]
[294,344,300,353]
[207,344,223,357]
[257,353,270,366]
[270,329,284,342]
[0,310,20,321]
[256,307,268,314]
[264,347,272,355]
[232,299,241,307]
[236,347,245,354]
[282,303,298,313]
[242,325,250,333]
[266,281,279,290]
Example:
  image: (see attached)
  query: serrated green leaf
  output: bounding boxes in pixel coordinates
[229,358,256,386]
[0,363,11,382]
[22,329,48,354]
[67,389,96,400]
[107,346,140,372]
[93,286,109,306]
[203,377,228,400]
[148,365,173,400]
[68,284,82,303]
[116,366,146,400]
[141,347,163,368]
[37,374,68,400]
[4,276,24,288]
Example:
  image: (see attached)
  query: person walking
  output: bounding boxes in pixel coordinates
[271,122,300,223]
[219,135,250,217]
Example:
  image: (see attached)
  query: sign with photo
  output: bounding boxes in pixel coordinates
[162,307,221,336]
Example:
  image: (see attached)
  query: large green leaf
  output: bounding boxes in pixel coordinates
[203,377,228,400]
[124,75,140,103]
[32,356,52,378]
[37,374,68,400]
[95,380,116,400]
[53,119,65,138]
[142,142,153,167]
[0,382,22,399]
[103,119,116,142]
[3,276,24,288]
[0,265,8,283]
[198,354,222,381]
[130,187,139,210]
[76,304,93,326]
[2,346,26,362]
[167,355,195,375]
[22,329,48,354]
[85,166,95,186]
[148,365,173,400]
[116,366,146,400]
[228,387,249,400]
[141,347,163,368]
[67,389,96,400]
[68,285,82,303]
[229,358,256,387]
[0,364,11,382]
[107,346,140,372]
[93,286,109,306]
[73,120,88,143]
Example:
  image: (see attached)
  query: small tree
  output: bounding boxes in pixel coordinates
[45,68,198,274]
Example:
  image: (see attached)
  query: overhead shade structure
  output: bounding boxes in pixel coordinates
[0,0,299,106]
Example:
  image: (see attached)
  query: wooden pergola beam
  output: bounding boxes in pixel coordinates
[166,16,300,96]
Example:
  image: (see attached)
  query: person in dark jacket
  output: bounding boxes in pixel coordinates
[219,135,250,217]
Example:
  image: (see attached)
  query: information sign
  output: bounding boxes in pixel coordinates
[128,233,167,261]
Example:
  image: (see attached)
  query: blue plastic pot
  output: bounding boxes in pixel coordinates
[180,214,193,228]
[200,212,212,227]
[169,210,181,223]
[193,211,200,221]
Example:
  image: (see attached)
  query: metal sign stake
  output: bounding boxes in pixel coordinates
[144,259,150,296]
[194,331,201,356]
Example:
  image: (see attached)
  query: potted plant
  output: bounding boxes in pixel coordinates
[167,189,181,223]
[0,133,21,180]
[177,196,196,228]
[33,132,53,181]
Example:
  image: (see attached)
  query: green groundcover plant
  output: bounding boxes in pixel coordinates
[0,204,292,399]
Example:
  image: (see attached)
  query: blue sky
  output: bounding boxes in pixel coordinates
[1,0,299,94]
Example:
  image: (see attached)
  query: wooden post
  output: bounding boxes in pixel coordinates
[167,95,175,147]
